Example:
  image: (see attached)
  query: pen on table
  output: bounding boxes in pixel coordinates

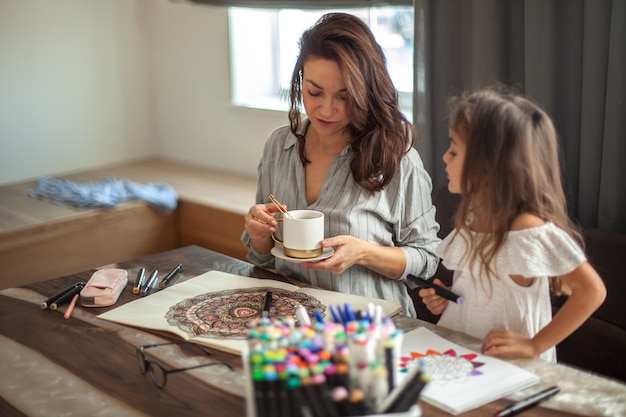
[494,386,560,417]
[40,282,83,309]
[262,291,272,317]
[63,293,80,319]
[141,270,159,296]
[133,268,146,295]
[159,263,182,289]
[50,283,85,310]
[407,274,464,304]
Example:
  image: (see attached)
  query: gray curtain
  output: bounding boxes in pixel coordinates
[414,0,626,233]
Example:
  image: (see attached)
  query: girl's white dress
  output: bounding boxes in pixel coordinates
[436,222,586,362]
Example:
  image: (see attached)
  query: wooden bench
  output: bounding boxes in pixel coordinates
[0,158,256,289]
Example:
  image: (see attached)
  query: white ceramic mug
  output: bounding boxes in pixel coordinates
[271,210,324,259]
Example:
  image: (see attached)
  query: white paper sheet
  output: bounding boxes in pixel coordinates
[98,270,402,355]
[399,327,539,415]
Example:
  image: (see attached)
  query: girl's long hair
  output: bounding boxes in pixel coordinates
[288,12,414,193]
[448,85,581,295]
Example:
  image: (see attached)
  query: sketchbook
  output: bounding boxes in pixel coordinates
[398,327,539,415]
[98,270,402,355]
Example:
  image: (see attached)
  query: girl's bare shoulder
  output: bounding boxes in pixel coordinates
[511,212,545,231]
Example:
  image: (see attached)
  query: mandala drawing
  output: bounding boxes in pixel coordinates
[165,287,325,340]
[401,348,484,383]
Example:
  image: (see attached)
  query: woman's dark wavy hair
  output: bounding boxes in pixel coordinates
[287,12,415,193]
[448,84,582,296]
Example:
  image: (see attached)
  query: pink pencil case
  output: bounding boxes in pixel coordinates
[80,268,128,307]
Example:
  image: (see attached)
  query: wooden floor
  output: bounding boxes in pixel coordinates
[0,158,257,288]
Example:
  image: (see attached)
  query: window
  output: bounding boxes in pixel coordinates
[228,7,414,121]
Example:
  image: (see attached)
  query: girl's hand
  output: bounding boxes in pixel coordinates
[244,203,282,252]
[418,278,449,315]
[482,329,538,359]
[302,235,365,274]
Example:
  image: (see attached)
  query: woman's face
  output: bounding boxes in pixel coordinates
[443,128,466,194]
[301,57,349,138]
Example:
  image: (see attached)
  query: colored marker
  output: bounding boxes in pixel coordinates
[251,367,269,417]
[286,376,307,417]
[347,387,368,416]
[133,268,146,295]
[494,386,560,417]
[384,340,395,393]
[141,270,159,296]
[373,304,383,325]
[263,364,279,417]
[331,385,350,416]
[311,372,340,417]
[295,304,311,326]
[40,282,83,309]
[328,304,342,323]
[63,293,80,319]
[367,302,375,321]
[408,274,464,304]
[299,370,327,417]
[313,310,325,323]
[368,364,389,412]
[343,303,356,322]
[159,264,182,289]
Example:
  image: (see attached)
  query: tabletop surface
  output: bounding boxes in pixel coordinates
[1,245,624,417]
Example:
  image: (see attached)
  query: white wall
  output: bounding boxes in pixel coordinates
[0,0,286,185]
[148,1,284,177]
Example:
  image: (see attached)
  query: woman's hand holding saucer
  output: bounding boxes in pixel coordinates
[301,235,363,274]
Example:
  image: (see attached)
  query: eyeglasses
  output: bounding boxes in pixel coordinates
[136,341,234,388]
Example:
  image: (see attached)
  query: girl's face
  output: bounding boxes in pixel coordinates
[443,128,466,194]
[301,57,349,139]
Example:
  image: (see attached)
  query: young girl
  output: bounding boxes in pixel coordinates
[420,86,606,362]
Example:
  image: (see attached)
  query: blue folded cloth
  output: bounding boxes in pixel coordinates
[27,176,178,214]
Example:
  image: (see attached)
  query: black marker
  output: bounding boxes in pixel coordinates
[159,264,182,289]
[50,283,85,310]
[40,282,84,309]
[381,364,430,413]
[407,274,464,304]
[494,386,560,417]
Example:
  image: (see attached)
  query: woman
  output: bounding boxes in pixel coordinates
[241,13,440,318]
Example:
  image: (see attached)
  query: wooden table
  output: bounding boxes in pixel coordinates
[1,245,624,417]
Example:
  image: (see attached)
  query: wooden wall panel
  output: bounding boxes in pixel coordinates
[178,200,248,262]
[0,203,179,289]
